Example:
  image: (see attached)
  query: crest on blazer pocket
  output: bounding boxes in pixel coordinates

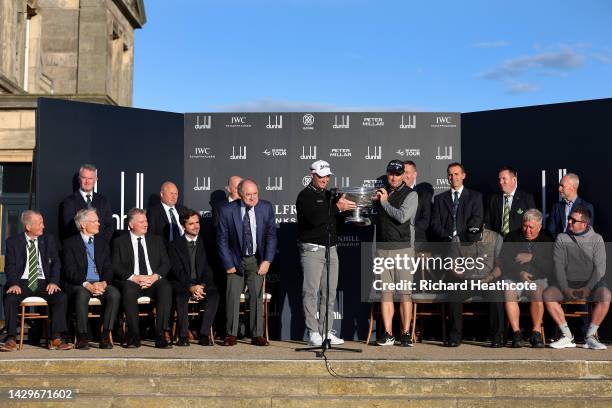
[516,208,524,215]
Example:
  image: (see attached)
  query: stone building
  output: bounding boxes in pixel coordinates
[0,0,146,269]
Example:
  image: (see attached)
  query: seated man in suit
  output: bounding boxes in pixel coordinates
[147,181,185,245]
[544,206,610,350]
[62,208,120,349]
[217,178,277,346]
[498,209,553,348]
[59,163,115,243]
[547,173,594,238]
[431,162,483,243]
[112,208,173,348]
[1,210,72,351]
[168,208,219,346]
[485,166,536,237]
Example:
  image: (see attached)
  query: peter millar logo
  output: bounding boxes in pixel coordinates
[230,146,247,160]
[189,147,215,159]
[400,114,416,129]
[266,115,283,129]
[333,114,350,129]
[262,148,287,157]
[362,117,384,127]
[300,146,317,160]
[302,114,315,130]
[363,179,385,189]
[302,175,312,187]
[194,115,211,130]
[266,176,283,191]
[435,146,453,160]
[226,116,251,128]
[365,146,382,160]
[431,116,457,128]
[334,176,350,188]
[396,148,421,157]
[330,148,351,158]
[194,177,211,191]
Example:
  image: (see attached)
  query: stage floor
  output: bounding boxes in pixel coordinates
[1,340,611,361]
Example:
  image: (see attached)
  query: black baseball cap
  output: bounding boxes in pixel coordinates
[386,160,404,175]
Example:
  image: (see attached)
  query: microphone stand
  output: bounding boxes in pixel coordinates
[296,188,362,356]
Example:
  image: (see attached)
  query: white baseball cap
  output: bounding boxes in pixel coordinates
[310,160,333,177]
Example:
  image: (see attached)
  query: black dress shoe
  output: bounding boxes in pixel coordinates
[198,336,214,346]
[155,336,173,349]
[123,336,141,348]
[99,338,113,349]
[490,341,503,348]
[511,331,523,348]
[447,339,461,347]
[76,337,90,350]
[176,337,190,347]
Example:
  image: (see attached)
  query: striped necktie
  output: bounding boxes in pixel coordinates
[502,195,511,235]
[27,239,39,292]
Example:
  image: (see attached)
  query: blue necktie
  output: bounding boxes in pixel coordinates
[243,207,253,256]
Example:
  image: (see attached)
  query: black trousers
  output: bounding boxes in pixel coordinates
[3,279,68,338]
[447,286,505,342]
[115,278,172,338]
[172,283,219,338]
[65,283,121,335]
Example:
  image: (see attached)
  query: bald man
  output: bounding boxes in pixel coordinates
[547,173,594,238]
[147,181,187,245]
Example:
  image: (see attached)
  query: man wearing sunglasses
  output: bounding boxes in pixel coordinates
[544,206,610,350]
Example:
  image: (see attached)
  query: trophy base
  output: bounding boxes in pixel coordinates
[345,216,371,226]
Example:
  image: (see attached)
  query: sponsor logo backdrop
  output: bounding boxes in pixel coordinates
[184,112,460,340]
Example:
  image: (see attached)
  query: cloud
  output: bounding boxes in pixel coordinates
[591,52,612,64]
[212,98,425,112]
[473,41,509,48]
[481,49,585,80]
[507,81,538,94]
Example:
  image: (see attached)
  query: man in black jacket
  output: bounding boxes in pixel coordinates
[498,209,553,348]
[112,208,172,348]
[484,166,536,237]
[1,211,72,351]
[296,160,355,346]
[62,208,120,349]
[59,163,115,243]
[432,162,483,242]
[168,208,219,346]
[147,181,186,245]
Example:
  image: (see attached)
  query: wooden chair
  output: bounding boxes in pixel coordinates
[18,296,49,350]
[240,280,272,341]
[120,296,156,344]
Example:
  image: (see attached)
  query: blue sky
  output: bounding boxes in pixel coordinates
[133,0,612,113]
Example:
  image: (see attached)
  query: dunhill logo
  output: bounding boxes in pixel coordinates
[334,176,350,188]
[300,146,317,160]
[435,146,453,160]
[112,171,144,230]
[333,115,350,129]
[266,115,283,129]
[365,146,382,160]
[266,176,283,191]
[194,177,211,191]
[230,146,247,160]
[400,114,416,129]
[194,115,211,130]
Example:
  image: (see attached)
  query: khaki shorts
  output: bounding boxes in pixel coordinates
[376,247,415,299]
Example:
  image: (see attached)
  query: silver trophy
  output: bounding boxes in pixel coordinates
[339,187,377,226]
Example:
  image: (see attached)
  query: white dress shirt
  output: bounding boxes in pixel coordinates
[161,202,184,236]
[129,231,153,279]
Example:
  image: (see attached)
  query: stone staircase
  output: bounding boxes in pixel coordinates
[0,359,611,407]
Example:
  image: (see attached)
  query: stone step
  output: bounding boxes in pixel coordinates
[3,396,612,408]
[0,375,611,398]
[0,359,610,379]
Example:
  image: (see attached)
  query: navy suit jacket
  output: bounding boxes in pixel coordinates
[216,199,277,273]
[5,233,61,287]
[168,235,215,291]
[59,191,115,243]
[61,234,114,286]
[547,196,594,238]
[484,189,536,235]
[431,188,483,242]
